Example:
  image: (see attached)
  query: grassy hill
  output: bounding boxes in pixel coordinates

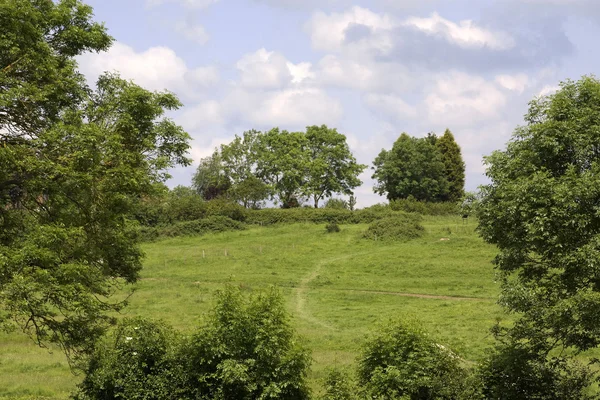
[0,216,502,399]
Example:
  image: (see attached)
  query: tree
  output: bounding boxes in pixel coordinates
[192,151,230,200]
[372,133,449,202]
[220,130,270,208]
[0,1,191,359]
[255,128,308,208]
[477,76,600,396]
[436,129,465,202]
[303,125,366,208]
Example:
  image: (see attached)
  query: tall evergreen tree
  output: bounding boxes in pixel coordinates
[436,129,465,202]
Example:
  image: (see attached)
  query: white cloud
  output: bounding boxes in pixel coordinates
[287,62,315,84]
[495,73,529,93]
[404,13,515,50]
[425,72,507,127]
[364,93,418,120]
[236,49,293,89]
[175,21,210,45]
[147,0,220,9]
[315,55,414,93]
[305,6,395,53]
[77,42,219,100]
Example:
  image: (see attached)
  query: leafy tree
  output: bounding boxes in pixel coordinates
[229,175,270,209]
[192,151,230,200]
[436,129,465,201]
[477,76,600,396]
[358,319,468,399]
[179,286,311,399]
[372,133,449,202]
[303,125,366,208]
[0,0,112,135]
[324,198,349,210]
[255,128,308,208]
[0,1,191,358]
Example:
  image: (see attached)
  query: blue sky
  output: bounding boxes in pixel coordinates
[77,0,600,207]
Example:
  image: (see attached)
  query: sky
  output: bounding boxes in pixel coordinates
[76,0,600,207]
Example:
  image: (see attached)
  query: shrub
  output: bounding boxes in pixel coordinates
[325,222,341,233]
[478,343,597,400]
[245,207,401,226]
[138,216,245,241]
[204,198,248,222]
[179,286,311,399]
[358,319,468,400]
[324,198,349,210]
[362,213,424,242]
[320,369,360,400]
[75,318,181,400]
[389,197,459,215]
[76,287,311,400]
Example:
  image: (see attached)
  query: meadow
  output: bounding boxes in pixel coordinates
[0,216,503,399]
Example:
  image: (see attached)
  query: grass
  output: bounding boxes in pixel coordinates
[0,216,502,398]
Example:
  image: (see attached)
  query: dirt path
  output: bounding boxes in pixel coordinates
[321,288,492,301]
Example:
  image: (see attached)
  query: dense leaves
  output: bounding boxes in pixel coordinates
[76,287,311,399]
[0,1,191,358]
[478,76,600,396]
[436,129,465,202]
[358,319,468,399]
[372,133,450,202]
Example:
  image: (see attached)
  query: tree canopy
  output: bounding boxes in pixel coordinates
[477,76,600,397]
[193,125,365,208]
[436,129,465,202]
[0,0,191,359]
[372,133,451,202]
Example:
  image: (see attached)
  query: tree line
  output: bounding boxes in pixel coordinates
[194,127,466,209]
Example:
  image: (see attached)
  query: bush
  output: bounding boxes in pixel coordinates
[138,216,245,241]
[320,369,360,400]
[324,198,349,210]
[179,286,311,399]
[358,319,468,400]
[389,197,459,215]
[362,213,424,242]
[478,343,597,400]
[76,287,311,400]
[245,207,402,226]
[325,222,341,233]
[75,318,181,400]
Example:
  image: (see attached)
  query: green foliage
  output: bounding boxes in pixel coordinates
[0,0,112,135]
[436,129,466,202]
[478,342,597,400]
[179,286,311,399]
[320,369,359,400]
[245,207,401,225]
[325,222,341,233]
[0,0,191,358]
[255,128,308,207]
[303,125,366,208]
[372,133,450,202]
[192,152,231,200]
[75,318,181,400]
[138,216,246,241]
[389,197,459,215]
[324,198,349,210]
[358,319,468,399]
[76,287,311,399]
[362,214,425,242]
[478,76,600,397]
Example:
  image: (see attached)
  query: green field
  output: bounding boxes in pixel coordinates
[0,216,503,399]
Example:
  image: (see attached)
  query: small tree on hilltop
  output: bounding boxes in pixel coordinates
[372,133,449,202]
